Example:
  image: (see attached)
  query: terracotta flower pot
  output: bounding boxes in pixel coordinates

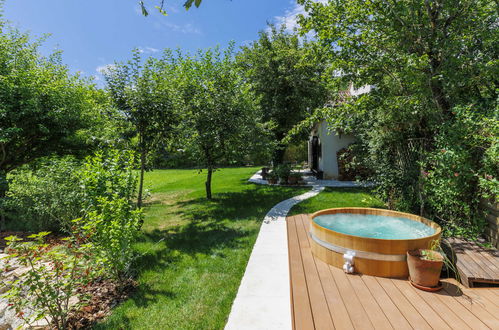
[288,176,299,184]
[407,249,443,288]
[267,178,277,184]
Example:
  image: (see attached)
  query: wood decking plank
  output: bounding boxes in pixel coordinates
[287,216,315,330]
[455,281,499,311]
[445,237,499,286]
[288,215,499,330]
[295,215,335,330]
[328,265,374,330]
[312,253,354,329]
[443,282,499,329]
[432,283,490,330]
[375,277,432,330]
[476,289,499,309]
[390,278,451,330]
[463,247,498,280]
[299,216,354,329]
[360,276,412,330]
[347,275,393,329]
[476,249,499,275]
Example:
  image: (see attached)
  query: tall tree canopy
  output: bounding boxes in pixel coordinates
[176,45,258,199]
[238,26,328,164]
[298,0,498,235]
[0,22,99,230]
[104,49,181,208]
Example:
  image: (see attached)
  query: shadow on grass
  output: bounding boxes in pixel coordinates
[112,185,306,312]
[141,185,307,256]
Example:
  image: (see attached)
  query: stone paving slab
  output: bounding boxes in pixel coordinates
[225,186,324,330]
[248,170,373,188]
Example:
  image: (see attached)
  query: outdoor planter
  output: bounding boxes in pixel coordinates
[267,177,278,184]
[278,177,288,185]
[407,249,443,291]
[288,175,300,185]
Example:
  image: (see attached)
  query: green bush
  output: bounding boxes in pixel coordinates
[76,149,143,280]
[5,157,83,232]
[423,108,495,237]
[273,163,292,181]
[74,197,142,281]
[337,143,373,181]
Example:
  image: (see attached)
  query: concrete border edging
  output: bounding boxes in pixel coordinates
[225,186,324,330]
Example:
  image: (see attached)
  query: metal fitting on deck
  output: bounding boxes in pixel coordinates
[343,251,355,274]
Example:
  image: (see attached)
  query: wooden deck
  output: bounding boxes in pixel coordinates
[288,214,499,330]
[444,237,499,288]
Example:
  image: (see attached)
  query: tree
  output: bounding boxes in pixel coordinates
[237,25,328,164]
[298,0,497,236]
[104,49,180,208]
[0,23,97,230]
[177,45,257,199]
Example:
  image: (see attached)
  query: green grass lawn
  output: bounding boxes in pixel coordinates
[96,169,384,329]
[289,187,385,216]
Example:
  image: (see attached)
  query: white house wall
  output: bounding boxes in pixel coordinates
[317,121,356,179]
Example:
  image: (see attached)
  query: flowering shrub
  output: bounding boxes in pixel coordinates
[1,232,96,329]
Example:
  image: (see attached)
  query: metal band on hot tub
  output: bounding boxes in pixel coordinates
[309,232,407,262]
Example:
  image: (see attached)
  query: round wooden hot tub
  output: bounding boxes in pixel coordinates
[309,208,441,278]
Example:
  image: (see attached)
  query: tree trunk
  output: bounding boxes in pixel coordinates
[272,141,287,166]
[137,149,146,209]
[205,167,213,200]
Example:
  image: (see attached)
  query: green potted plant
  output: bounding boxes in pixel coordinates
[267,171,278,184]
[288,172,302,185]
[407,240,445,291]
[274,164,291,185]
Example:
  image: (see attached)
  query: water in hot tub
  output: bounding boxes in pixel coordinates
[313,213,435,239]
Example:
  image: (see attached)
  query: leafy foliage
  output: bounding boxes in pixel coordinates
[104,49,180,207]
[5,158,83,232]
[0,19,104,230]
[298,0,498,237]
[2,233,96,329]
[238,25,329,163]
[174,44,259,199]
[76,149,143,280]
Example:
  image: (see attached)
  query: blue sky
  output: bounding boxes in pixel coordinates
[2,0,305,83]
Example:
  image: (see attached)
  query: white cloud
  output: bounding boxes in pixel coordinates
[138,46,160,54]
[96,64,116,75]
[155,21,202,35]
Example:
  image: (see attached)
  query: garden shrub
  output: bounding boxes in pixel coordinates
[2,232,96,329]
[76,149,143,280]
[337,143,372,181]
[5,157,83,232]
[79,149,138,213]
[74,197,142,281]
[423,107,495,237]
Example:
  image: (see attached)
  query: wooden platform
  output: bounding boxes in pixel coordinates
[288,214,499,330]
[444,237,499,288]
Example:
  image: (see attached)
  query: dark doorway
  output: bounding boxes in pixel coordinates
[311,136,320,172]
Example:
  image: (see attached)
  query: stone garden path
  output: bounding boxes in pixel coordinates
[225,185,325,330]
